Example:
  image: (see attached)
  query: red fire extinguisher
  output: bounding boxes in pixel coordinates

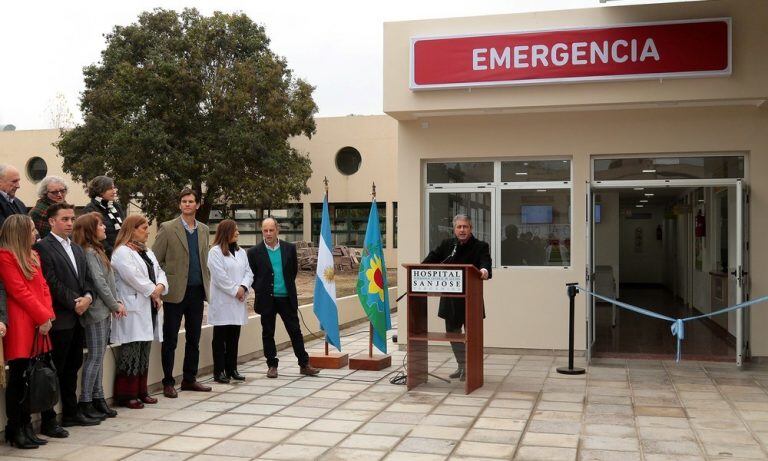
[695,210,706,238]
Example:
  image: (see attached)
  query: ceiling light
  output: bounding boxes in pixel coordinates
[515,172,528,176]
[636,205,644,208]
[642,169,657,173]
[644,193,655,197]
[634,187,644,191]
[640,199,648,203]
[536,189,547,192]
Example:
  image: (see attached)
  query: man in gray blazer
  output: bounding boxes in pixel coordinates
[153,188,211,398]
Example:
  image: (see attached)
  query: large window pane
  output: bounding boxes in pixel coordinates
[594,156,744,181]
[501,160,570,182]
[312,202,386,247]
[428,192,492,255]
[426,162,494,184]
[500,189,571,266]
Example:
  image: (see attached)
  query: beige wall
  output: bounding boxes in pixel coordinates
[384,0,768,119]
[394,106,768,354]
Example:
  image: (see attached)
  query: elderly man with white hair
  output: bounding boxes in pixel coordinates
[29,176,69,238]
[0,164,27,229]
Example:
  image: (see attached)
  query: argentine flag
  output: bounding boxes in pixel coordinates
[313,194,341,351]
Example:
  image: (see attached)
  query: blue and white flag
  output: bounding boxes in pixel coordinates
[313,193,341,351]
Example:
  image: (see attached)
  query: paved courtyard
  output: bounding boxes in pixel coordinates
[2,317,768,460]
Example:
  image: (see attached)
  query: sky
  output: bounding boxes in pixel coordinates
[0,0,691,130]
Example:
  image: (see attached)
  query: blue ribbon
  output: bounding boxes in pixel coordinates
[574,286,768,362]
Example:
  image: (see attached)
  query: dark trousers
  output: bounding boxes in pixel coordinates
[42,324,85,423]
[260,297,309,368]
[212,325,241,375]
[445,318,466,368]
[5,359,31,431]
[162,285,205,385]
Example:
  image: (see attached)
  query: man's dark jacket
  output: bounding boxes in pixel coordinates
[422,235,493,324]
[33,234,92,331]
[246,240,299,315]
[0,196,27,229]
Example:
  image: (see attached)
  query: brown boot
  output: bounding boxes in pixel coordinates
[299,365,320,376]
[266,367,278,378]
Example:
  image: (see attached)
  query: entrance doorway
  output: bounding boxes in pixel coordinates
[590,186,739,360]
[585,154,748,363]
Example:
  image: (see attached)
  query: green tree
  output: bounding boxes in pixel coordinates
[58,8,317,223]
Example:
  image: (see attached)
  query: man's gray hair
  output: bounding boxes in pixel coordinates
[0,164,7,178]
[453,214,472,226]
[37,176,67,198]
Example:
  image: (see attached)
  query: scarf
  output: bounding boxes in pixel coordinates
[96,198,123,230]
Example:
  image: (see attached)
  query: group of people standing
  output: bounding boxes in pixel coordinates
[0,164,319,450]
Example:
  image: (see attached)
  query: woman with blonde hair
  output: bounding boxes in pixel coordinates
[0,215,55,448]
[110,215,167,408]
[207,219,253,383]
[72,212,126,419]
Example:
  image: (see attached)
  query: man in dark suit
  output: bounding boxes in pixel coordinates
[0,164,27,229]
[247,217,319,379]
[34,202,99,437]
[423,214,492,381]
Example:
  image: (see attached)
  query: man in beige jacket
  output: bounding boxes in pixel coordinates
[153,188,212,397]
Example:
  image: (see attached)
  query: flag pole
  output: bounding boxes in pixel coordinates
[369,182,376,358]
[324,176,330,357]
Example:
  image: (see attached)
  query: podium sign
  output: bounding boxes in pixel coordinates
[410,269,464,293]
[403,263,484,394]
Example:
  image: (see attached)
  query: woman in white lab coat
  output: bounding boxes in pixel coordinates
[207,219,253,383]
[110,215,168,409]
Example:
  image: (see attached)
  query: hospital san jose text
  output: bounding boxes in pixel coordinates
[411,270,463,292]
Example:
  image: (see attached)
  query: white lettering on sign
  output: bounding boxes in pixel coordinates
[411,269,464,294]
[471,38,659,70]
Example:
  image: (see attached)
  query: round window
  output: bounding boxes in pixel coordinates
[335,146,362,176]
[26,157,48,183]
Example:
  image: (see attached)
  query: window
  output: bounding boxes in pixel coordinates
[426,159,572,267]
[593,155,744,181]
[500,189,571,266]
[335,146,362,175]
[208,205,303,245]
[26,157,47,183]
[312,202,386,247]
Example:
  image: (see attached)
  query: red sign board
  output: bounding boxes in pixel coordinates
[411,18,730,90]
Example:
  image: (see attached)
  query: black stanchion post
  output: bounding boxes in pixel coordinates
[557,282,586,375]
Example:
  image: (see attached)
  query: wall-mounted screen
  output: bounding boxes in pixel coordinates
[521,205,553,224]
[595,204,602,224]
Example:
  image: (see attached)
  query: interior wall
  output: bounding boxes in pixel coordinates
[594,192,620,296]
[620,205,666,284]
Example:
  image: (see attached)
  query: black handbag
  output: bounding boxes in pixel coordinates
[22,330,59,414]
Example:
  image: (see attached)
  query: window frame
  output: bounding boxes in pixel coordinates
[424,158,572,269]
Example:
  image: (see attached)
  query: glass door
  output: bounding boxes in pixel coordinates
[586,182,595,361]
[736,179,749,366]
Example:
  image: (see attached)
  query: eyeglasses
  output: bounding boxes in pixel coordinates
[47,189,68,196]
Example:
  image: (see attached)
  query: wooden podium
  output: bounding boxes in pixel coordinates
[403,264,484,395]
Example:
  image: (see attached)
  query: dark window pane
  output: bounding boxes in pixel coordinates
[501,160,570,182]
[594,156,744,181]
[26,157,48,182]
[426,162,494,184]
[500,189,570,266]
[311,202,386,247]
[335,146,362,175]
[427,192,492,255]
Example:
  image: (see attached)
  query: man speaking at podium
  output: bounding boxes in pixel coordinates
[422,214,491,381]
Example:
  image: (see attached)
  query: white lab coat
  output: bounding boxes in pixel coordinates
[207,246,254,326]
[110,245,168,344]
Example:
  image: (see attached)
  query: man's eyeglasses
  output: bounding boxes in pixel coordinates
[47,189,68,196]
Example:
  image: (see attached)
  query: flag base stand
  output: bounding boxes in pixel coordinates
[309,352,349,369]
[349,354,391,371]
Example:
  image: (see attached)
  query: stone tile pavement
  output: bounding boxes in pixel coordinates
[3,317,768,460]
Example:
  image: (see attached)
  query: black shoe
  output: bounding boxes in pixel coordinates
[61,412,100,427]
[93,398,118,418]
[40,422,69,439]
[228,370,246,381]
[213,372,231,384]
[23,423,47,445]
[4,425,38,449]
[449,368,465,379]
[79,402,107,421]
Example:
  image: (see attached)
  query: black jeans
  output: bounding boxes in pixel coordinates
[445,318,466,368]
[260,297,309,368]
[6,358,31,430]
[42,324,84,423]
[162,285,205,385]
[212,325,241,375]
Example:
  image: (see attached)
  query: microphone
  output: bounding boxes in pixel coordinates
[440,239,458,263]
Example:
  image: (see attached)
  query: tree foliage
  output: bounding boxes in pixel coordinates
[58,8,317,222]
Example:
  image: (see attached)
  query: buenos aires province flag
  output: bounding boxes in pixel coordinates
[356,199,392,354]
[313,194,341,351]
